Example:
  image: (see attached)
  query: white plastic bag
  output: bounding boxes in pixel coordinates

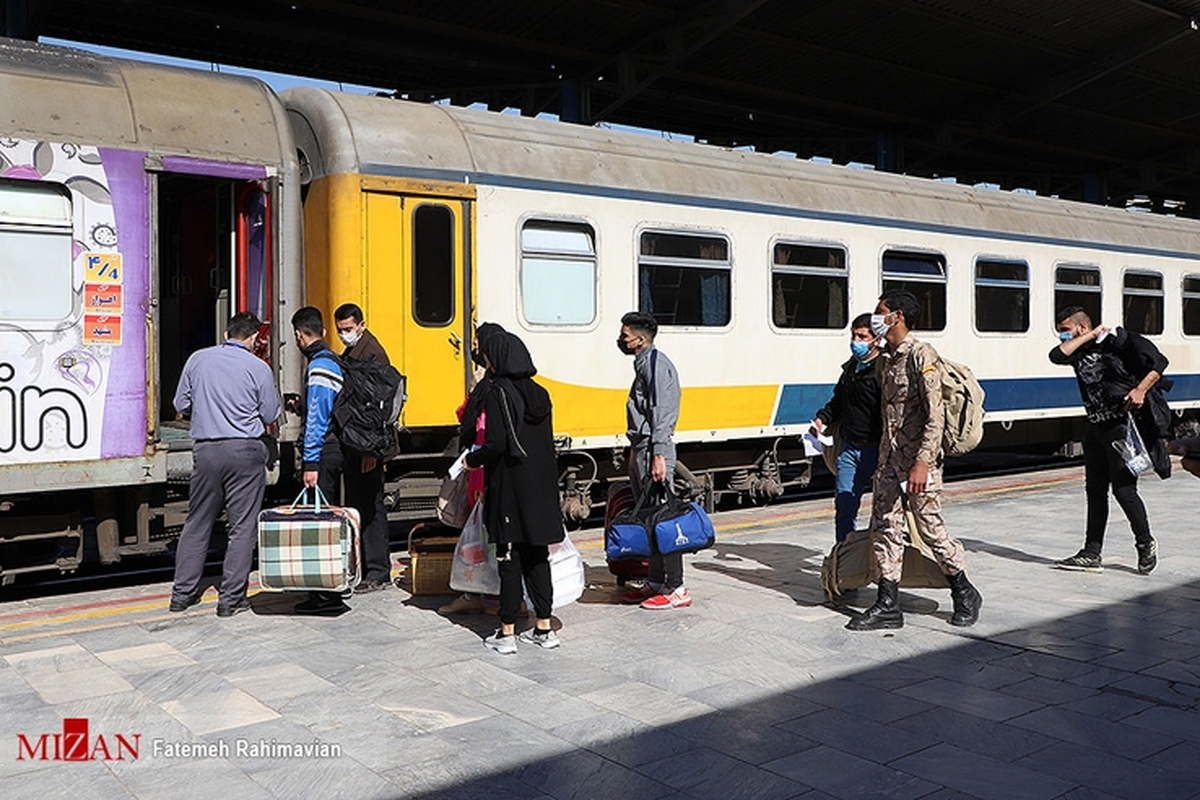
[449,501,501,595]
[1113,413,1153,475]
[525,530,586,611]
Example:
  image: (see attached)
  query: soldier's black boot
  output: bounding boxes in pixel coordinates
[846,578,903,631]
[947,571,982,627]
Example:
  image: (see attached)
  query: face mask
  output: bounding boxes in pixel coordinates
[471,349,486,368]
[869,313,891,338]
[1058,330,1074,342]
[337,329,362,348]
[617,336,636,356]
[850,341,872,360]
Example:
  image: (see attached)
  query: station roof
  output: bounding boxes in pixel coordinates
[21,0,1200,216]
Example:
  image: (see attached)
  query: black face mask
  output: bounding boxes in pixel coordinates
[471,349,486,368]
[617,336,636,356]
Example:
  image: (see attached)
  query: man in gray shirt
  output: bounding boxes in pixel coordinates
[169,312,281,618]
[617,311,688,609]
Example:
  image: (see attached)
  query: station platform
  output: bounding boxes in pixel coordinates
[3,465,1200,800]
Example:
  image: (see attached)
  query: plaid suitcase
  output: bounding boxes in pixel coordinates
[258,488,361,592]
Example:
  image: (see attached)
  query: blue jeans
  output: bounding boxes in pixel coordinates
[835,442,879,542]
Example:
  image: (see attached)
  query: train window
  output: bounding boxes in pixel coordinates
[1123,270,1163,335]
[412,204,454,326]
[771,243,847,329]
[520,221,596,325]
[0,180,73,322]
[1054,265,1101,325]
[1183,276,1200,335]
[974,259,1029,333]
[881,250,946,330]
[638,231,731,326]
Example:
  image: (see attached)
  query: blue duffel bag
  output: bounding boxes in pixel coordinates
[605,483,714,559]
[644,493,715,555]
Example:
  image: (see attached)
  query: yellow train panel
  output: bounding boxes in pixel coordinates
[537,377,779,439]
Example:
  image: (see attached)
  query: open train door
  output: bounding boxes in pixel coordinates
[362,191,471,431]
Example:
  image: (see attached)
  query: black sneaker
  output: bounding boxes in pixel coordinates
[1137,539,1158,575]
[1055,550,1103,573]
[352,577,390,594]
[169,594,201,612]
[216,598,252,618]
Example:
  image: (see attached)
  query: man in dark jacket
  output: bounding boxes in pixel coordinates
[812,313,883,543]
[1051,306,1167,575]
[466,329,563,653]
[330,303,392,593]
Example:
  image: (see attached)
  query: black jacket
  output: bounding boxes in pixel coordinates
[816,356,883,447]
[464,331,563,546]
[1049,327,1168,424]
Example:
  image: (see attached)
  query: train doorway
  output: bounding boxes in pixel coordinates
[155,173,273,436]
[361,192,469,430]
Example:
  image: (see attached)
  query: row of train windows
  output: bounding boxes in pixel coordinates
[521,219,1200,335]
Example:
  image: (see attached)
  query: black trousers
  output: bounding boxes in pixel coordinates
[1083,419,1152,554]
[497,542,552,625]
[318,439,391,582]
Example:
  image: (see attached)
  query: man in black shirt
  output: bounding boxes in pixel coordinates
[1050,306,1166,575]
[812,313,883,542]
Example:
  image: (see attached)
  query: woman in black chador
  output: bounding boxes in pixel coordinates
[465,328,563,653]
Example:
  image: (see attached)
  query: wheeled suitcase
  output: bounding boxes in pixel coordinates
[604,481,649,586]
[258,488,361,592]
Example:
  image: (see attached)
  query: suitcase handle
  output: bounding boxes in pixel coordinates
[291,486,330,512]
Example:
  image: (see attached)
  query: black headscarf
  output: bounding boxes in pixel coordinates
[478,330,551,457]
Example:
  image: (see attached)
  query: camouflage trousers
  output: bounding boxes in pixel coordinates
[870,458,965,582]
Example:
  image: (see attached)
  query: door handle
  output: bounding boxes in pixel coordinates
[448,331,462,353]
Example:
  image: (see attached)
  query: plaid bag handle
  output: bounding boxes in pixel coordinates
[291,486,330,513]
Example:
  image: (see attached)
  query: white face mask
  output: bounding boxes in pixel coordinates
[338,329,363,348]
[869,313,891,338]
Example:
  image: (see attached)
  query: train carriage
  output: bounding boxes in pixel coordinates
[284,87,1200,518]
[0,38,302,579]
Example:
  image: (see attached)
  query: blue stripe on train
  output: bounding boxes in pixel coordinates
[771,374,1200,426]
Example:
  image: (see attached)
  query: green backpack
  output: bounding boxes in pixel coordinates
[909,345,986,457]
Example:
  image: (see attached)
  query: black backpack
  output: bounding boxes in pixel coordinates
[331,357,407,458]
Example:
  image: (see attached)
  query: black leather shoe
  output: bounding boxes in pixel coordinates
[169,594,201,613]
[216,598,252,618]
[846,579,904,631]
[947,571,982,627]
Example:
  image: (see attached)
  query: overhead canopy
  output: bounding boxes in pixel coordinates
[15,0,1200,215]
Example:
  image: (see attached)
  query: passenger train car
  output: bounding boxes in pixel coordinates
[2,37,1198,579]
[0,38,302,579]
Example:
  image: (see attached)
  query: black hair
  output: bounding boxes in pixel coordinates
[620,310,658,340]
[226,312,262,341]
[291,306,324,337]
[879,289,921,329]
[334,303,363,324]
[851,312,873,331]
[1054,305,1091,326]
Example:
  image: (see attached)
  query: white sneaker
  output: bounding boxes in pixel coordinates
[517,629,561,649]
[483,630,517,655]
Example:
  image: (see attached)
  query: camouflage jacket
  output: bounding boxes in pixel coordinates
[877,334,944,468]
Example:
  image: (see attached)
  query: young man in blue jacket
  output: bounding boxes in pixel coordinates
[290,306,348,615]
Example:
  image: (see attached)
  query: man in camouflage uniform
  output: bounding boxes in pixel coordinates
[847,289,983,631]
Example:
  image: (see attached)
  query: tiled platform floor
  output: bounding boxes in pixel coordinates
[2,465,1199,799]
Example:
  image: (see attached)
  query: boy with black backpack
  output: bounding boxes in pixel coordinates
[328,303,396,594]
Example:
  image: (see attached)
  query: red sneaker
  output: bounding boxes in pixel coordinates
[640,587,691,610]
